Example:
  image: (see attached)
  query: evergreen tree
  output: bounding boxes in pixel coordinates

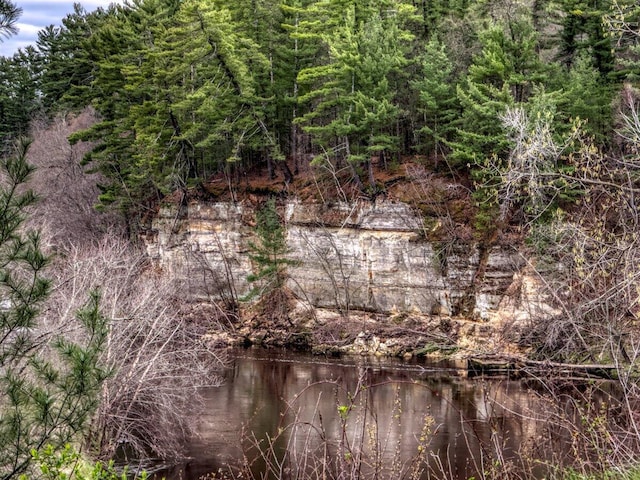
[551,0,615,75]
[34,4,115,111]
[451,19,544,233]
[279,0,319,170]
[117,0,193,193]
[163,0,274,177]
[296,0,415,189]
[0,49,41,148]
[411,36,459,161]
[247,198,293,297]
[451,20,543,169]
[0,1,35,149]
[559,52,614,143]
[0,0,21,40]
[451,29,514,169]
[353,10,407,166]
[415,0,450,38]
[69,0,177,230]
[0,139,108,480]
[71,0,291,218]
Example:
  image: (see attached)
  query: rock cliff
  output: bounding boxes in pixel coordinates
[144,199,531,324]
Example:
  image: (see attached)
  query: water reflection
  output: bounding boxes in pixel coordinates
[178,349,564,479]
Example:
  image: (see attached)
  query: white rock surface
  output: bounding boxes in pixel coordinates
[144,199,527,319]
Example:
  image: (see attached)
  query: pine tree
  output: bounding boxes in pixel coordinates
[164,0,273,175]
[0,2,37,149]
[551,0,615,75]
[0,139,108,480]
[559,52,614,143]
[451,19,543,169]
[67,0,281,225]
[450,18,544,234]
[0,49,41,149]
[353,10,407,166]
[118,0,194,193]
[451,27,515,169]
[34,4,118,112]
[247,198,292,296]
[279,0,319,170]
[411,36,459,161]
[296,0,415,190]
[68,0,180,230]
[0,0,21,40]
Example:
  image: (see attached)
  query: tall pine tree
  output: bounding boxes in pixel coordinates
[411,36,459,162]
[296,0,414,190]
[452,19,543,169]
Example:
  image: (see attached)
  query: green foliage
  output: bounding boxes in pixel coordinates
[246,199,294,299]
[64,4,151,229]
[0,0,21,40]
[558,466,640,479]
[605,0,640,82]
[449,16,546,234]
[35,5,117,111]
[0,140,109,480]
[451,26,516,168]
[278,0,319,165]
[295,0,415,187]
[165,0,271,161]
[552,0,615,75]
[412,0,454,38]
[20,444,147,480]
[67,0,287,222]
[0,0,627,219]
[559,52,615,143]
[0,50,41,149]
[0,139,48,367]
[411,36,459,159]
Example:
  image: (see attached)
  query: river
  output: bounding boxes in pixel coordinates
[165,348,603,480]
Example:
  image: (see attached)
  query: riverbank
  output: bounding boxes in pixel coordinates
[200,294,525,359]
[197,294,626,381]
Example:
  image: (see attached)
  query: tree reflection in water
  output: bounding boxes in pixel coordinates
[169,349,613,480]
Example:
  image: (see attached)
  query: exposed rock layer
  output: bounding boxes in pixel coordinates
[144,199,526,322]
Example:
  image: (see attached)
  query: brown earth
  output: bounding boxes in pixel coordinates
[190,288,526,362]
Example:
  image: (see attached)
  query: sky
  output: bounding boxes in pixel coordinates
[0,1,125,57]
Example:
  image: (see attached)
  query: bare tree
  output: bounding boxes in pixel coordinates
[310,150,351,205]
[41,238,226,461]
[491,105,640,367]
[26,109,125,248]
[492,107,581,225]
[22,108,227,462]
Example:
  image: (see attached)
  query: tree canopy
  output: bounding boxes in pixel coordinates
[0,0,633,230]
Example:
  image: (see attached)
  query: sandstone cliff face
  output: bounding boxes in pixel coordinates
[144,199,527,321]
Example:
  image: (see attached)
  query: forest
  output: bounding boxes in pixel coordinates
[0,0,637,231]
[2,0,640,479]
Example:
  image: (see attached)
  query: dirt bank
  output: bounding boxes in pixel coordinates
[196,293,526,361]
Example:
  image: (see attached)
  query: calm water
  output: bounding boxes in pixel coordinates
[168,349,583,479]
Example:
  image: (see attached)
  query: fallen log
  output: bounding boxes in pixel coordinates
[520,358,617,380]
[467,357,516,377]
[467,355,618,380]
